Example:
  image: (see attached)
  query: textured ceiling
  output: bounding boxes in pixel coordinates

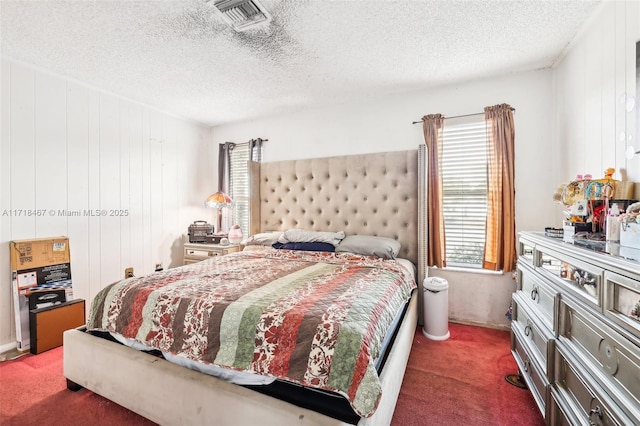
[1,0,600,127]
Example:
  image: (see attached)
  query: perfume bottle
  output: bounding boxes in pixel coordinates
[606,203,621,242]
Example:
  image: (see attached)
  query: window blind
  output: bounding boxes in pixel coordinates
[440,119,488,267]
[229,141,262,238]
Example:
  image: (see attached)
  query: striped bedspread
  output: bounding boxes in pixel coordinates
[87,248,416,417]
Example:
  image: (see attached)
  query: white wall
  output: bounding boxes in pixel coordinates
[0,59,213,349]
[553,0,640,206]
[212,69,556,329]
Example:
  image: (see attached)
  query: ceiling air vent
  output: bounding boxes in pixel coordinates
[208,0,272,32]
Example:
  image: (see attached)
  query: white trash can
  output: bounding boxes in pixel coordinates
[422,277,450,340]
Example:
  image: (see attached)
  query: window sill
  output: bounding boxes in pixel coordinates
[429,265,504,276]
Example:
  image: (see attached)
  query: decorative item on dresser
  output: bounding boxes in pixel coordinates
[183,241,241,265]
[513,231,640,425]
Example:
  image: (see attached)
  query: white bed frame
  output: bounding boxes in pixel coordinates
[63,293,416,425]
[64,148,428,425]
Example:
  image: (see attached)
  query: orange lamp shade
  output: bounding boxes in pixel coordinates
[204,191,234,209]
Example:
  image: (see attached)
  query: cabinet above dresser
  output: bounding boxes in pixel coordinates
[513,232,640,425]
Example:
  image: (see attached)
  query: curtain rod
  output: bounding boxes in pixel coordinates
[411,107,515,124]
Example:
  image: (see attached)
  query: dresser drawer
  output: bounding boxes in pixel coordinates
[512,292,555,378]
[519,238,535,266]
[549,385,586,426]
[603,271,640,345]
[557,297,640,422]
[535,246,603,309]
[517,262,558,332]
[512,328,549,419]
[553,343,634,426]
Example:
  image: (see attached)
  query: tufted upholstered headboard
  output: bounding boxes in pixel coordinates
[249,149,421,266]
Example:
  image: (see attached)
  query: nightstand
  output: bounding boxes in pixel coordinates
[183,242,241,265]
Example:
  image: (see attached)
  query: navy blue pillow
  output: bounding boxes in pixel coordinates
[272,242,336,252]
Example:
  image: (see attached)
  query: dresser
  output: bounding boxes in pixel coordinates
[183,242,241,265]
[513,231,640,425]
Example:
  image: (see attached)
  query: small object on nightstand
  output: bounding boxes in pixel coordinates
[188,220,214,243]
[228,225,244,244]
[204,234,227,244]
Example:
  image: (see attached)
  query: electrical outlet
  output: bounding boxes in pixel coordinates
[125,267,134,278]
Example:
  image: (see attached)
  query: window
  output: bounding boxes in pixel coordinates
[424,104,515,271]
[440,118,488,268]
[228,141,262,238]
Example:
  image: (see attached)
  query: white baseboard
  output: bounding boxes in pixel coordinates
[0,341,18,354]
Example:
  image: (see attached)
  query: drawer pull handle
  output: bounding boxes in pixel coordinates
[523,248,533,256]
[589,406,602,420]
[523,359,530,373]
[530,287,539,301]
[524,324,532,337]
[541,259,552,265]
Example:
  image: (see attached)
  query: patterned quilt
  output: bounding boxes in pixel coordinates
[87,248,416,417]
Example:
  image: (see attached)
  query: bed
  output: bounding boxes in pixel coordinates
[63,147,428,425]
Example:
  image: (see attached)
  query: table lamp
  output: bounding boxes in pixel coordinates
[204,191,234,234]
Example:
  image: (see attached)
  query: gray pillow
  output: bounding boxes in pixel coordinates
[246,231,283,246]
[336,235,401,259]
[277,229,345,247]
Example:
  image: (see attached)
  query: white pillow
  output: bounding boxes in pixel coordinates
[277,229,345,247]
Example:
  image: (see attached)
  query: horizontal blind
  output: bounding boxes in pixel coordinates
[441,120,488,267]
[229,143,250,237]
[229,142,261,238]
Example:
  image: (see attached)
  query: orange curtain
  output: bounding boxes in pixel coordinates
[483,104,516,272]
[422,114,446,268]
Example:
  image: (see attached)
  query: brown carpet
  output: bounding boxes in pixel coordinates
[0,323,543,425]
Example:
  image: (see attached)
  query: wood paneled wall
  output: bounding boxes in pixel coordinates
[553,0,640,188]
[0,59,213,349]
